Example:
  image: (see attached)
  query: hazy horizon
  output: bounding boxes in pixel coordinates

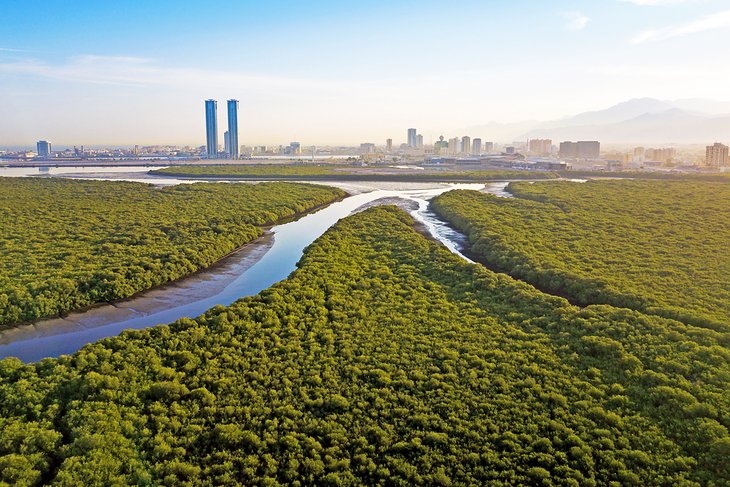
[2,0,730,146]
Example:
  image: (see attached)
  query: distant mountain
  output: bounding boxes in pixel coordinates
[456,98,730,144]
[672,98,730,115]
[540,98,677,129]
[510,98,730,144]
[522,107,730,144]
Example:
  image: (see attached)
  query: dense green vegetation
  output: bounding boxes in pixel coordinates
[0,178,345,328]
[557,171,730,182]
[151,164,730,184]
[150,164,559,182]
[432,180,730,331]
[152,164,345,177]
[1,206,728,485]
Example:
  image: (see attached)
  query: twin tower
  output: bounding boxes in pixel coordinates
[205,99,239,159]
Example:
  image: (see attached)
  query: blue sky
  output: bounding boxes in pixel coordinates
[1,0,729,146]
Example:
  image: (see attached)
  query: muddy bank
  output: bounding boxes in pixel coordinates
[0,233,274,346]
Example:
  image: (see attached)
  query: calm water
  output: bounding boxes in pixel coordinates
[0,165,168,176]
[0,166,512,361]
[0,165,210,185]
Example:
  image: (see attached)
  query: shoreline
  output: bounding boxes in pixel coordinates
[0,233,275,345]
[0,193,347,342]
[146,172,554,183]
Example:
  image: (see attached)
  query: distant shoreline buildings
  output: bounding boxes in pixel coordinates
[3,116,726,172]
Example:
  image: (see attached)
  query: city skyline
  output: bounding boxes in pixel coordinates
[2,0,730,145]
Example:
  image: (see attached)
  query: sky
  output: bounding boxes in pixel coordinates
[1,0,729,147]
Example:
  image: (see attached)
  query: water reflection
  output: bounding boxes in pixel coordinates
[0,182,497,362]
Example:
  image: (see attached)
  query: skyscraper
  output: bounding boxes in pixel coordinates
[224,131,230,157]
[36,140,51,158]
[386,139,393,152]
[227,99,239,159]
[205,99,218,158]
[416,134,424,149]
[407,128,417,148]
[472,138,482,155]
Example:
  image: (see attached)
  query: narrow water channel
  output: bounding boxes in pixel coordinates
[0,181,511,362]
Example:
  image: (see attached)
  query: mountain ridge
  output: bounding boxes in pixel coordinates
[461,98,730,144]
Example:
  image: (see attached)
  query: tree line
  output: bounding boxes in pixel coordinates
[150,165,560,182]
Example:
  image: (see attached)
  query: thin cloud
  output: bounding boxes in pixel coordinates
[73,55,153,65]
[632,9,730,43]
[619,0,695,5]
[593,64,712,78]
[562,11,590,31]
[0,54,351,93]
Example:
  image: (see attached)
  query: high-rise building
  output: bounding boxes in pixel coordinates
[559,141,577,158]
[416,134,424,149]
[560,141,600,159]
[205,99,218,158]
[645,147,676,164]
[577,141,600,159]
[407,128,417,148]
[484,142,494,153]
[449,137,460,155]
[224,131,230,156]
[386,138,393,152]
[461,136,471,155]
[633,147,645,163]
[290,142,302,155]
[227,99,239,159]
[472,138,482,155]
[529,139,552,155]
[434,135,448,154]
[360,143,376,154]
[544,139,553,155]
[706,143,729,167]
[36,140,51,158]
